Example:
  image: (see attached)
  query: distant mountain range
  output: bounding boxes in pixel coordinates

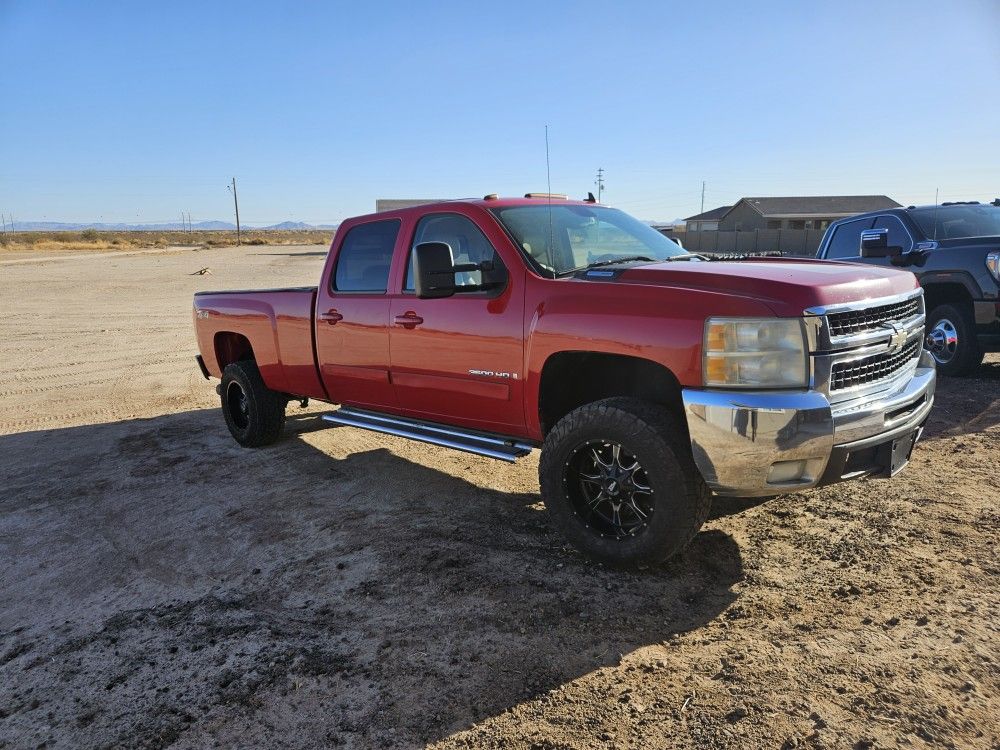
[6,217,680,232]
[4,220,340,232]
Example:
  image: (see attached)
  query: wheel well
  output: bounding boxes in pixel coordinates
[923,282,973,315]
[538,352,685,436]
[214,332,254,370]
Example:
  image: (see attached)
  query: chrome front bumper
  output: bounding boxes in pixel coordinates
[681,350,936,497]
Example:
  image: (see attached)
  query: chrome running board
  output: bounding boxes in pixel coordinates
[321,407,534,463]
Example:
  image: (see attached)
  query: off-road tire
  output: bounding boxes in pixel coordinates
[539,397,711,568]
[925,303,983,377]
[221,360,287,447]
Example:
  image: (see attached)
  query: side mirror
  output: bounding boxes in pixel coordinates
[860,228,902,258]
[413,241,458,299]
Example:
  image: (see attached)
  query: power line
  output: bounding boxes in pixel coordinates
[595,168,605,203]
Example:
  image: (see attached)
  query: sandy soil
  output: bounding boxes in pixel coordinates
[1,245,997,749]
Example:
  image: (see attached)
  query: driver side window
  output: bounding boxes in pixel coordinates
[872,215,913,252]
[404,213,507,292]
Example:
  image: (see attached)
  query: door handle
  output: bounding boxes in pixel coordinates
[319,309,343,324]
[393,312,424,329]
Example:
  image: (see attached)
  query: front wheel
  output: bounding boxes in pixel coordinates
[538,397,711,568]
[925,303,983,377]
[221,360,287,447]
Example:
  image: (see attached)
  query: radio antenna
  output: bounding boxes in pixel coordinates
[932,187,940,241]
[545,125,554,266]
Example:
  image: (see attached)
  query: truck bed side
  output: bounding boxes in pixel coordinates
[193,287,326,399]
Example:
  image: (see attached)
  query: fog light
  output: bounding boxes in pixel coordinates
[767,459,808,484]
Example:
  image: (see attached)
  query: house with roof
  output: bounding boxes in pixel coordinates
[702,195,900,233]
[683,205,732,232]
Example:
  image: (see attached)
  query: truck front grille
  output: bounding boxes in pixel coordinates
[830,340,920,391]
[827,298,920,337]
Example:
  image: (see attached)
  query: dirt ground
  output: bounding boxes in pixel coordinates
[1,245,997,750]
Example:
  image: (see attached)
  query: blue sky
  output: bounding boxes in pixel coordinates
[1,0,998,225]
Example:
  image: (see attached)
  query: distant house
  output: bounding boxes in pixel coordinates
[375,199,446,213]
[714,195,901,232]
[684,205,732,232]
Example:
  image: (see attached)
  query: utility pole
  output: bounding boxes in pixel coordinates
[595,168,605,203]
[229,177,241,246]
[700,181,706,214]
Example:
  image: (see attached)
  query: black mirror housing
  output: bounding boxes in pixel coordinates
[414,242,458,299]
[860,228,903,258]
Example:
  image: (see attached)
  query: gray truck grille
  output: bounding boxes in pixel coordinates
[827,297,920,337]
[830,340,920,391]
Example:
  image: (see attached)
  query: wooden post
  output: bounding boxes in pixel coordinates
[231,177,241,246]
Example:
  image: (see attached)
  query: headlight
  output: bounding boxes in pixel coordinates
[703,318,808,388]
[987,251,1000,283]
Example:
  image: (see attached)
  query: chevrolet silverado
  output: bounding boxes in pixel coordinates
[193,195,936,566]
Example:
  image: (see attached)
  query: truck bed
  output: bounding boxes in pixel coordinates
[193,286,325,399]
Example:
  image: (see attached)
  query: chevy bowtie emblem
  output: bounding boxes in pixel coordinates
[881,321,908,353]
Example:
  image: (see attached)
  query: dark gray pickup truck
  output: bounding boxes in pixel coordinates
[816,201,1000,376]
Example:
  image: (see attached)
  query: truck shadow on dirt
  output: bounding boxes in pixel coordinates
[0,409,744,748]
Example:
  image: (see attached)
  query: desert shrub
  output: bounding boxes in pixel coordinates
[81,228,100,241]
[246,237,266,245]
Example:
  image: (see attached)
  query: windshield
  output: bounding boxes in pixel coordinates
[491,204,687,275]
[909,204,1000,240]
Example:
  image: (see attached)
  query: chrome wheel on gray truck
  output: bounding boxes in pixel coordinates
[221,360,287,447]
[925,304,984,377]
[539,397,711,568]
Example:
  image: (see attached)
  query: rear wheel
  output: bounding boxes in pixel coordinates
[925,303,983,377]
[539,397,711,568]
[221,360,287,447]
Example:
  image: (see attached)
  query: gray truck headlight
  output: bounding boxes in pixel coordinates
[704,318,808,388]
[987,251,1000,283]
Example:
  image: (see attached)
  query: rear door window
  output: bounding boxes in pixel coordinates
[824,217,875,259]
[333,219,401,292]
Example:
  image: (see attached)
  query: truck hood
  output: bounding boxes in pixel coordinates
[615,258,919,316]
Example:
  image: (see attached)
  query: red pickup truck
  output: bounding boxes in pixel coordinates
[193,195,936,567]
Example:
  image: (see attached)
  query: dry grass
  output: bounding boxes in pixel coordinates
[0,229,334,253]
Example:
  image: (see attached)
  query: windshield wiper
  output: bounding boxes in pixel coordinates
[584,255,656,269]
[560,253,707,277]
[662,252,710,262]
[556,255,656,277]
